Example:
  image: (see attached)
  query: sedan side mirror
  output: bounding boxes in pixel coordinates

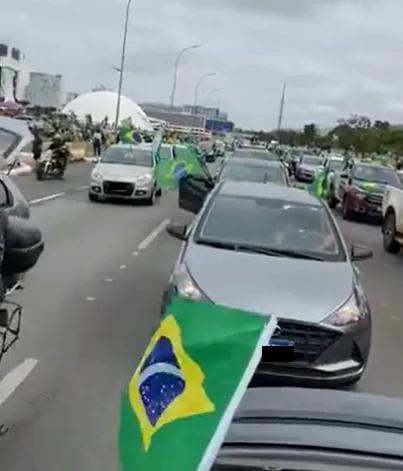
[350,244,373,261]
[166,222,188,241]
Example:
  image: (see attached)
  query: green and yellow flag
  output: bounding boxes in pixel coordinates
[118,298,277,471]
[155,146,205,190]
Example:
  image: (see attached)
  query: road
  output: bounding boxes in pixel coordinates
[0,163,402,470]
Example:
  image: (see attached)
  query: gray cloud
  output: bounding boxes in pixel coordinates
[2,0,403,129]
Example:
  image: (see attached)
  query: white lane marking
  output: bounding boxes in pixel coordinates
[104,278,112,282]
[86,296,95,301]
[137,218,170,250]
[0,358,38,407]
[132,251,138,256]
[120,265,126,269]
[29,192,65,205]
[76,185,89,191]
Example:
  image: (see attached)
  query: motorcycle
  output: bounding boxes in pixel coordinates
[35,150,66,181]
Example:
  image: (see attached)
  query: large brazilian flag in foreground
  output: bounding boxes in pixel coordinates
[156,146,206,190]
[118,298,277,471]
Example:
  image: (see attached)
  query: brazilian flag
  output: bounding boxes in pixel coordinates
[118,298,277,471]
[156,146,205,190]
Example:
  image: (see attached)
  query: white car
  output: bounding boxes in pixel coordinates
[89,143,161,205]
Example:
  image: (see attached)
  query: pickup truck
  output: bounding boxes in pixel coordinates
[382,185,403,253]
[331,162,401,221]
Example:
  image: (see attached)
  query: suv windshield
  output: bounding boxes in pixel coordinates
[196,195,344,261]
[159,145,172,160]
[353,165,400,185]
[221,163,286,184]
[101,147,153,166]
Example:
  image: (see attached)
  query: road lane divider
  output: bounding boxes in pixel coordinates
[137,218,170,250]
[0,358,38,407]
[29,192,66,205]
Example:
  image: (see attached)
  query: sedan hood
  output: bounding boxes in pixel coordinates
[184,244,353,322]
[95,163,153,180]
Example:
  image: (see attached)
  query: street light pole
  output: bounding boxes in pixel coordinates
[114,0,132,129]
[193,72,216,108]
[170,44,201,107]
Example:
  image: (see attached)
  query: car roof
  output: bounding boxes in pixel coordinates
[225,157,282,168]
[354,161,390,169]
[221,387,403,458]
[218,181,321,206]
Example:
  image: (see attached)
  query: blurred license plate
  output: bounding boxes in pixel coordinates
[268,339,294,347]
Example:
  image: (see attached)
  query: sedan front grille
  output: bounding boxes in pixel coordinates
[265,319,341,365]
[103,181,134,196]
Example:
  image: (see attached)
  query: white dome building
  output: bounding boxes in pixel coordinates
[62,90,152,130]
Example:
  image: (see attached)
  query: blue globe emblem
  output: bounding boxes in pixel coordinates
[172,162,187,181]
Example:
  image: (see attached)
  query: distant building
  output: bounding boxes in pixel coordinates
[145,109,205,128]
[65,92,79,105]
[140,102,183,114]
[182,105,220,119]
[24,71,64,108]
[0,41,27,101]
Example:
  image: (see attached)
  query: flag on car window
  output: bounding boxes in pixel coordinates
[155,145,206,190]
[118,298,277,471]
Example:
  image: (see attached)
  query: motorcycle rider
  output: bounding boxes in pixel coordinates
[30,125,43,163]
[48,132,69,174]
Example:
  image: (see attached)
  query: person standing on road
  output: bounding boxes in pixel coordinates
[93,128,102,156]
[31,126,43,162]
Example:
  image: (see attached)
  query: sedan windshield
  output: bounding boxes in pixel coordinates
[196,195,344,261]
[353,165,400,185]
[301,156,322,166]
[221,163,286,185]
[101,147,153,166]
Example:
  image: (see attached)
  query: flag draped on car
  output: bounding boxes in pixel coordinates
[156,145,206,190]
[118,298,277,471]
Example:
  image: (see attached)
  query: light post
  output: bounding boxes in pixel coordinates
[114,0,132,129]
[170,44,201,107]
[193,72,216,108]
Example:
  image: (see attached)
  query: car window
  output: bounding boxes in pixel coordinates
[159,146,172,160]
[301,156,322,166]
[329,159,344,172]
[101,147,153,166]
[221,163,286,184]
[0,127,20,161]
[196,195,344,261]
[353,165,400,185]
[0,180,9,207]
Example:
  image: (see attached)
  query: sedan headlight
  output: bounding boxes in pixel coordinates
[171,264,207,301]
[92,171,104,181]
[137,174,152,184]
[322,294,364,326]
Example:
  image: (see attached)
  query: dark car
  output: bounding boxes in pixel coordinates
[336,162,401,221]
[215,387,403,470]
[215,157,289,186]
[295,154,324,182]
[164,178,373,387]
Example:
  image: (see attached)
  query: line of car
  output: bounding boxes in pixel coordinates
[162,147,374,388]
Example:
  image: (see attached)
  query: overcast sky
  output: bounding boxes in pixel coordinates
[2,0,403,129]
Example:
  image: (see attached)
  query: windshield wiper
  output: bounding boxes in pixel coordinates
[235,245,325,261]
[196,241,325,261]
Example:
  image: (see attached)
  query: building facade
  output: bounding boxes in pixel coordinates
[0,41,27,101]
[24,72,64,108]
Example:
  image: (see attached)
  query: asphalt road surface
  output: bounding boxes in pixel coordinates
[0,164,402,470]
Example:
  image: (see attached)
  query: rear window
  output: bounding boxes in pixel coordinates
[221,163,286,185]
[101,146,152,166]
[196,195,345,262]
[301,156,322,166]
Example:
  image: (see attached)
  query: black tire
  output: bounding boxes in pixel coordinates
[342,196,354,220]
[156,188,162,197]
[88,192,98,202]
[36,166,44,181]
[327,186,338,209]
[383,211,401,253]
[145,189,156,206]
